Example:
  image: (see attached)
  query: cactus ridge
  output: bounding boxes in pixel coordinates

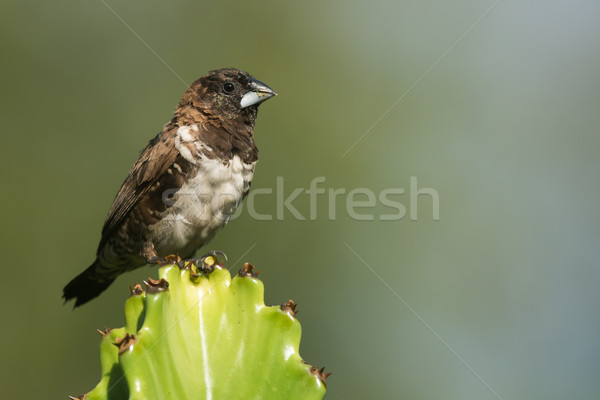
[75,261,328,400]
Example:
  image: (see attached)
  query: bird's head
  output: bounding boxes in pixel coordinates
[180,68,277,122]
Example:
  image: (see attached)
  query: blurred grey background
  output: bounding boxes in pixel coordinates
[1,0,599,399]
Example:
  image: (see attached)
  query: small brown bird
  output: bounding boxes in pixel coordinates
[63,68,276,306]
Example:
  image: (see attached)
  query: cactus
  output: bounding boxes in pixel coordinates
[70,258,329,400]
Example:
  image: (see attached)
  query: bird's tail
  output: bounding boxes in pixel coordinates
[62,259,116,307]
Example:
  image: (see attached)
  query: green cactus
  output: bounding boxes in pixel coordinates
[70,259,329,400]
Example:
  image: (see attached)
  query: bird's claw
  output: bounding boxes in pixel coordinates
[147,254,181,266]
[173,250,228,275]
[147,256,167,265]
[200,249,227,266]
[188,250,228,273]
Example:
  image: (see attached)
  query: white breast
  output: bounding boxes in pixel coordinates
[153,152,255,257]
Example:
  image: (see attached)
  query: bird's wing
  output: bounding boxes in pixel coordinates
[97,125,180,252]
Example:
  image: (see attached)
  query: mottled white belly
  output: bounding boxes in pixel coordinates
[152,155,255,256]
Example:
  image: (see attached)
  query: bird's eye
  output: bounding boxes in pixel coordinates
[222,82,235,94]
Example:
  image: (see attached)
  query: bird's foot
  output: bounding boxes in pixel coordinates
[146,256,166,265]
[197,249,228,271]
[179,250,228,274]
[147,254,181,266]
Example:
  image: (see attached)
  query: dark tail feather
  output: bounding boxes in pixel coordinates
[63,259,116,307]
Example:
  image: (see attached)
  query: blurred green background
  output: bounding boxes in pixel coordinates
[2,0,599,399]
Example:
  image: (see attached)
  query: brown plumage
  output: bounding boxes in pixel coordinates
[63,68,276,307]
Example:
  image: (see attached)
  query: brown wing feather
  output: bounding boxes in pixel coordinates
[98,125,179,252]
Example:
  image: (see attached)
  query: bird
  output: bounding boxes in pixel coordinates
[63,68,276,307]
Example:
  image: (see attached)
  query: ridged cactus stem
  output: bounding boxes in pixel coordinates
[69,259,329,400]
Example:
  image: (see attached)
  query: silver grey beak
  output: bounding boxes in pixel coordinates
[240,77,277,109]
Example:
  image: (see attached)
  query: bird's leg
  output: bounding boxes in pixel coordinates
[142,242,167,265]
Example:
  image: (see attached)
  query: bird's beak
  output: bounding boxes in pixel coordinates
[240,77,277,109]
